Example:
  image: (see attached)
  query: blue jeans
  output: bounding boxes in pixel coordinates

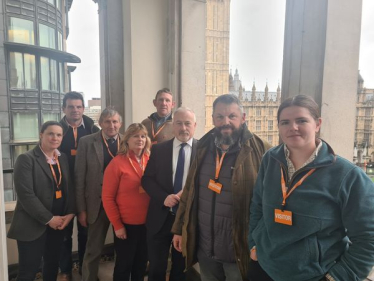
[59,217,88,274]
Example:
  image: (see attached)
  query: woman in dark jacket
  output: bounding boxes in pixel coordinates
[8,121,75,281]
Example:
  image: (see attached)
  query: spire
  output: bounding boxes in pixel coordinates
[229,70,234,91]
[251,81,256,102]
[238,83,243,100]
[277,83,281,101]
[264,82,269,101]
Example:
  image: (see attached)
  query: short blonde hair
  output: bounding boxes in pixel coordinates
[118,123,151,155]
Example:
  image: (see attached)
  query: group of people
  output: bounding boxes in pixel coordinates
[7,87,374,281]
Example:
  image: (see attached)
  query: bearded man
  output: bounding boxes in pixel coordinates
[171,94,271,281]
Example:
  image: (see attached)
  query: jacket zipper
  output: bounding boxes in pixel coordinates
[211,192,216,257]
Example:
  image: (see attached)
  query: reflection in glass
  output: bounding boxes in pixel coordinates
[8,17,35,44]
[43,112,60,122]
[24,54,37,89]
[9,52,24,89]
[39,24,56,49]
[41,57,50,90]
[14,145,28,163]
[60,63,65,93]
[58,32,63,51]
[12,112,39,141]
[50,59,58,91]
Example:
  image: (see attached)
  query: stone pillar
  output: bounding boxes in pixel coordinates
[179,0,206,138]
[281,0,362,160]
[96,0,125,129]
[0,130,9,280]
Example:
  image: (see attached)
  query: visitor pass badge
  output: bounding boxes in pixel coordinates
[208,179,222,194]
[274,209,292,226]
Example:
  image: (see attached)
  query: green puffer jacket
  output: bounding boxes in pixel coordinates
[171,125,271,280]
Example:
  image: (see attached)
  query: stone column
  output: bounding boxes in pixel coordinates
[0,130,9,280]
[281,0,362,160]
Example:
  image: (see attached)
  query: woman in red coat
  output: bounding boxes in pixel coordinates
[102,123,151,281]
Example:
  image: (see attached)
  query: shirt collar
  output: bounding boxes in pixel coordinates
[64,116,85,129]
[39,145,61,164]
[101,130,119,141]
[173,137,193,149]
[284,139,322,179]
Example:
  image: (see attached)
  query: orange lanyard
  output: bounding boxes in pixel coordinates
[102,133,120,158]
[151,122,166,140]
[49,157,62,190]
[215,149,227,180]
[280,167,316,207]
[72,127,78,148]
[128,154,145,179]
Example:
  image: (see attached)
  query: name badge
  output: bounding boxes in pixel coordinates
[56,190,62,199]
[71,149,77,156]
[274,209,292,226]
[208,179,222,194]
[151,141,158,145]
[139,186,146,193]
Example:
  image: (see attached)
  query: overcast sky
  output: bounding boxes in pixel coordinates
[67,0,374,101]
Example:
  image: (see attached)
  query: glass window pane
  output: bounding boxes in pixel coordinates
[48,0,55,5]
[24,54,37,89]
[42,112,60,123]
[57,0,61,10]
[9,52,24,89]
[12,112,39,141]
[8,17,35,45]
[58,32,63,51]
[41,57,50,90]
[59,63,65,93]
[13,145,29,163]
[39,24,56,49]
[50,59,58,91]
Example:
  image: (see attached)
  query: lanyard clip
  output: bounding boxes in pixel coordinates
[281,202,286,211]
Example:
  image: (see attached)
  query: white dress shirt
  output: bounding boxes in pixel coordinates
[172,137,194,191]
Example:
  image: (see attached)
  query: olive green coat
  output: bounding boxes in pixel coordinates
[171,126,271,280]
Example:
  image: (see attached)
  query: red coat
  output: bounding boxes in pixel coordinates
[102,152,150,231]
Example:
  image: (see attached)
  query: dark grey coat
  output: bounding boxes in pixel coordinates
[8,146,75,241]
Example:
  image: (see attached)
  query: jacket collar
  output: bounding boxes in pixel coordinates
[60,114,95,134]
[269,139,336,168]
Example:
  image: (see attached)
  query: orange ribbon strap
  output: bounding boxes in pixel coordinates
[215,149,227,180]
[102,132,120,159]
[280,167,316,207]
[127,154,145,179]
[49,156,62,189]
[151,122,166,140]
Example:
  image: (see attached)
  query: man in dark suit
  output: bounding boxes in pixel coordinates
[75,107,123,281]
[142,107,197,281]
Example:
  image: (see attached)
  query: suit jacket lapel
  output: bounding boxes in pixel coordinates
[34,146,53,182]
[166,139,174,191]
[93,132,104,171]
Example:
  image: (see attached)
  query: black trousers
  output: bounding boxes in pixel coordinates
[247,260,274,281]
[147,212,186,281]
[113,224,148,281]
[16,227,65,281]
[59,217,88,274]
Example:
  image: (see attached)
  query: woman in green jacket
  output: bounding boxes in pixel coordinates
[248,95,374,281]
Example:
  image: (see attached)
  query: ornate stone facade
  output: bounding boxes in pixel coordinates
[354,72,374,164]
[229,69,281,147]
